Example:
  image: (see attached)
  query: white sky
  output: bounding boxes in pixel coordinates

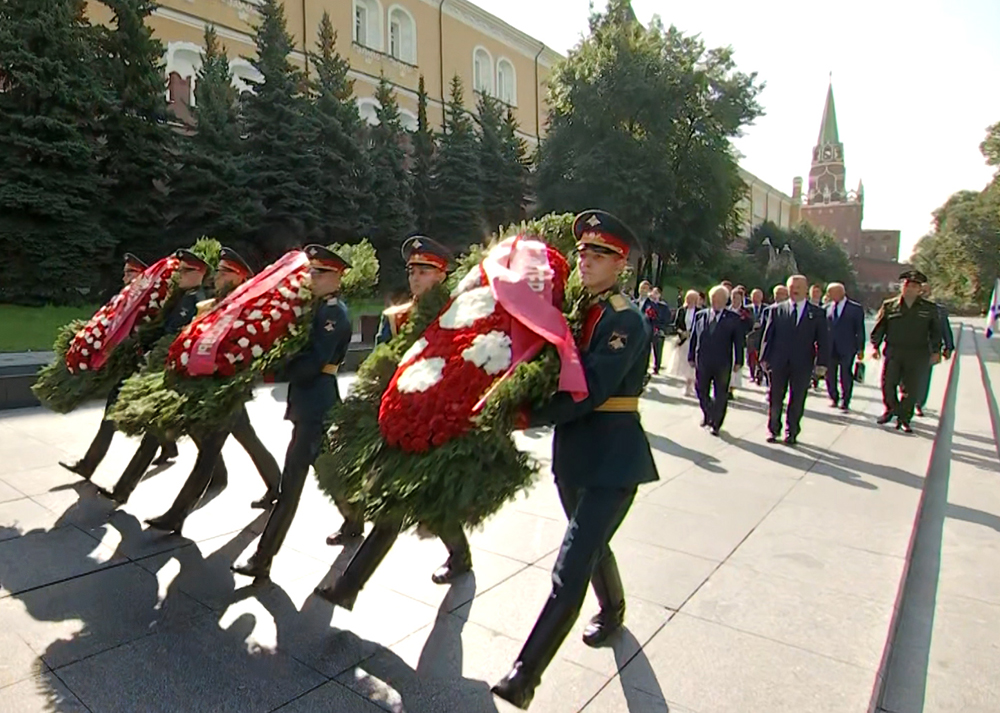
[474,0,1000,259]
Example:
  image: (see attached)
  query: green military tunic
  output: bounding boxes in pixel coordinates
[870,295,942,424]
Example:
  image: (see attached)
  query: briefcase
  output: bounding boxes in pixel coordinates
[853,362,866,384]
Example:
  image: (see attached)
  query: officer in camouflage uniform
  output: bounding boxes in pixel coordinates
[232,245,354,581]
[97,249,209,503]
[317,236,474,607]
[60,253,178,479]
[492,210,660,710]
[144,248,284,536]
[870,270,942,434]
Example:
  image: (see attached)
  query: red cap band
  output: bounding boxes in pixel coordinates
[577,230,630,258]
[407,252,449,271]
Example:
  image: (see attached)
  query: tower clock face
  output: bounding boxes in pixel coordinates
[822,146,833,160]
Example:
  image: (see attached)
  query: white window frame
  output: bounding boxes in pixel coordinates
[399,108,418,131]
[229,58,263,95]
[496,57,516,106]
[357,97,382,127]
[352,0,384,52]
[386,5,417,64]
[164,41,204,107]
[473,46,493,96]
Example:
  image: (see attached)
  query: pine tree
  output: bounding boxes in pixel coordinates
[429,76,483,249]
[99,0,176,258]
[167,27,258,248]
[410,75,435,235]
[368,77,416,291]
[309,12,373,243]
[242,0,322,252]
[499,108,530,224]
[476,92,508,234]
[0,0,114,304]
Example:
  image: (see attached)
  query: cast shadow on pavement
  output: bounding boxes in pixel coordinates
[645,433,726,474]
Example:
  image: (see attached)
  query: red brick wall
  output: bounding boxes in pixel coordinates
[800,203,862,253]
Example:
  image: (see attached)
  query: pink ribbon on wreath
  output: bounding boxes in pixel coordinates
[93,257,176,370]
[187,250,309,375]
[474,236,587,412]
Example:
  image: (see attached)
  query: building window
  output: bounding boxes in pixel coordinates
[353,0,382,51]
[230,59,263,95]
[399,109,418,132]
[387,6,416,64]
[164,42,203,107]
[357,97,381,127]
[496,58,516,105]
[473,47,493,95]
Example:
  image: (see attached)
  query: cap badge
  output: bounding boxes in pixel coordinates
[586,215,601,227]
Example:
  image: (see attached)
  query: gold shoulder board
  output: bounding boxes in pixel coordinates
[609,294,629,312]
[195,299,214,317]
[383,302,413,317]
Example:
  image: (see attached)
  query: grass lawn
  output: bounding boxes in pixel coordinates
[1,298,387,353]
[0,304,98,353]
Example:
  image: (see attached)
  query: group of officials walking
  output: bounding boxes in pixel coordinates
[665,268,953,444]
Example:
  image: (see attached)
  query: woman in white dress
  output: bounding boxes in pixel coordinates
[668,289,700,397]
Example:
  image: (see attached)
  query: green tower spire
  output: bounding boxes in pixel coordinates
[817,80,839,146]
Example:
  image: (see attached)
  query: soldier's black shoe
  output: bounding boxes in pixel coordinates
[829,399,839,408]
[431,554,472,585]
[582,608,624,648]
[492,663,537,710]
[326,522,363,546]
[896,420,913,434]
[915,406,925,417]
[59,460,93,480]
[231,555,270,580]
[877,412,895,425]
[766,434,779,444]
[151,443,178,467]
[711,427,721,437]
[250,490,278,510]
[145,514,184,536]
[96,486,128,505]
[784,435,798,446]
[840,402,850,412]
[314,580,358,611]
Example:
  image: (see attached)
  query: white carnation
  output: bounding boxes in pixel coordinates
[246,324,257,335]
[280,302,290,310]
[180,352,189,366]
[461,331,512,375]
[225,353,237,363]
[79,363,88,371]
[396,357,446,393]
[248,310,263,320]
[100,318,110,327]
[84,334,93,344]
[439,286,496,329]
[147,300,158,309]
[251,345,264,358]
[278,287,294,299]
[93,340,101,349]
[238,338,250,348]
[400,338,428,364]
[269,309,281,321]
[261,320,271,332]
[81,348,89,356]
[235,353,244,362]
[292,306,302,317]
[234,320,245,328]
[453,265,484,296]
[183,339,191,348]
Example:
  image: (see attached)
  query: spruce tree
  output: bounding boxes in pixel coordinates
[242,0,322,252]
[368,77,416,291]
[309,12,373,243]
[0,0,114,304]
[99,0,176,258]
[410,75,435,235]
[167,27,257,248]
[476,92,508,234]
[429,76,483,249]
[499,108,530,225]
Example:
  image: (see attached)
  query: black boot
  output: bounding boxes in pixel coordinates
[59,460,94,480]
[60,420,116,480]
[325,519,363,546]
[251,490,279,510]
[877,411,895,425]
[582,553,626,648]
[145,512,185,536]
[492,595,580,709]
[314,522,399,610]
[431,528,472,585]
[102,434,159,505]
[152,440,178,466]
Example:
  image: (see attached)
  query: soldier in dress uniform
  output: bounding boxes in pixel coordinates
[60,253,179,480]
[870,270,942,434]
[97,249,210,504]
[144,248,284,536]
[317,236,474,606]
[232,245,354,580]
[492,210,659,710]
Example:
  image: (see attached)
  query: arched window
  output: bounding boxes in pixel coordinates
[229,59,263,95]
[496,58,516,105]
[357,97,381,126]
[473,47,493,95]
[353,0,383,51]
[399,109,418,132]
[387,5,416,64]
[164,42,203,107]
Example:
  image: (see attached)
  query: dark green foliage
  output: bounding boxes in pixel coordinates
[429,76,483,250]
[536,0,763,271]
[743,221,858,294]
[309,12,373,244]
[98,0,176,260]
[477,94,529,235]
[0,0,115,304]
[411,75,435,235]
[368,77,416,292]
[167,27,258,248]
[241,0,322,252]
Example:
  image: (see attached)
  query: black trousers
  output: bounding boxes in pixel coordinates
[78,382,177,475]
[695,365,732,428]
[250,419,326,568]
[510,482,635,679]
[882,351,931,424]
[914,362,936,409]
[112,430,222,502]
[650,334,665,373]
[768,364,812,438]
[825,353,856,406]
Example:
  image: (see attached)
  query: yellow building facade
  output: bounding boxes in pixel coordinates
[85,0,560,143]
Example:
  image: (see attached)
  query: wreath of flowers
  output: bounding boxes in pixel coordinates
[314,239,586,534]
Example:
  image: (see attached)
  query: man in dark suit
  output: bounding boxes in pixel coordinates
[491,210,658,710]
[688,285,744,436]
[641,287,672,375]
[824,282,866,411]
[759,274,829,445]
